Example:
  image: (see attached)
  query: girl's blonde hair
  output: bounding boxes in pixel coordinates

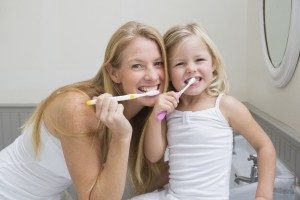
[164,23,229,96]
[24,21,168,195]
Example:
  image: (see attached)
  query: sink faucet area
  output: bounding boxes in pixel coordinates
[229,134,300,200]
[234,154,258,184]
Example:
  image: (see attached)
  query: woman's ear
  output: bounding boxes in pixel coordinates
[212,65,217,71]
[106,64,121,83]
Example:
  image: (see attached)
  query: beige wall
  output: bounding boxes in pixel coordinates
[1,0,298,135]
[0,0,247,103]
[246,1,300,133]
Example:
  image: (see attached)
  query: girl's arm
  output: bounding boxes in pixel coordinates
[44,92,132,200]
[220,95,276,200]
[144,92,178,163]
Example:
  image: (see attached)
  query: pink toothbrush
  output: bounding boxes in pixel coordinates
[157,77,196,120]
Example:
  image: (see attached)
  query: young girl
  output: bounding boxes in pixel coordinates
[132,23,276,200]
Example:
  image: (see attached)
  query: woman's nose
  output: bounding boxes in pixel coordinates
[144,67,159,81]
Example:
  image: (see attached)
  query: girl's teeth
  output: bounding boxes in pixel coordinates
[185,77,201,84]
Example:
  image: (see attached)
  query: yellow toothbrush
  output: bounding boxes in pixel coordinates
[86,90,160,106]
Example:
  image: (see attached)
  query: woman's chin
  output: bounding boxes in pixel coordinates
[136,97,157,107]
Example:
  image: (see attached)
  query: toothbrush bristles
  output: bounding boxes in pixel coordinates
[189,77,196,84]
[146,90,160,96]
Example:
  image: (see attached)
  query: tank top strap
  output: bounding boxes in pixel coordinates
[214,93,228,123]
[215,93,224,109]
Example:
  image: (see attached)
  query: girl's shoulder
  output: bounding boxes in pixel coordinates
[219,94,248,119]
[219,94,240,108]
[44,91,99,135]
[219,94,253,127]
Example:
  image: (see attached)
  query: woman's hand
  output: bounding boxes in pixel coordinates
[151,91,179,117]
[94,93,132,140]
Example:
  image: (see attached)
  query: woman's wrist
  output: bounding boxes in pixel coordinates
[111,132,132,144]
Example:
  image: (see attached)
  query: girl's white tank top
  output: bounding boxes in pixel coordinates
[166,94,233,199]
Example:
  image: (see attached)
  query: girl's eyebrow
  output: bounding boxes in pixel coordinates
[194,53,206,57]
[168,57,183,62]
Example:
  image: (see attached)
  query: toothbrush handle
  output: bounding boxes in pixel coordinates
[112,94,133,101]
[157,111,167,121]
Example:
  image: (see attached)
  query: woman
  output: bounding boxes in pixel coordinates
[0,21,169,200]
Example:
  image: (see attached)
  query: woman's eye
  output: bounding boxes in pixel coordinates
[131,64,143,70]
[154,61,163,67]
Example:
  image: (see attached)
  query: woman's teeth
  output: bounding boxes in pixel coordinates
[138,86,159,93]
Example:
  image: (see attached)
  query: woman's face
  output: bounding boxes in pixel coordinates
[112,36,165,107]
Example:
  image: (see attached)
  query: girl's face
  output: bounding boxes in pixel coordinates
[169,36,214,96]
[111,36,165,107]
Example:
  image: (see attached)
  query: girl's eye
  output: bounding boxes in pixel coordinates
[154,61,164,67]
[131,64,143,70]
[174,62,184,67]
[196,58,205,62]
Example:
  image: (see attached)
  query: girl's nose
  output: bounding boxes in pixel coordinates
[144,67,159,81]
[186,63,197,73]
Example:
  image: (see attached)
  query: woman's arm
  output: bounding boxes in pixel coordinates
[144,92,178,163]
[45,92,132,200]
[220,95,276,200]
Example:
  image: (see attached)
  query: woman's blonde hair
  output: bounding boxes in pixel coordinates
[24,21,168,195]
[164,23,229,96]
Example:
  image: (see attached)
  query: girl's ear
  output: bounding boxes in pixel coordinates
[106,64,121,83]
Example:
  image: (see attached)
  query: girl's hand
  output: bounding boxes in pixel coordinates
[152,91,179,116]
[94,93,132,140]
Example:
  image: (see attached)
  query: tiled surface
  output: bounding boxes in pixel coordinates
[0,105,34,150]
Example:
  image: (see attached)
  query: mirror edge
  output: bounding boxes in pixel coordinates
[260,0,300,87]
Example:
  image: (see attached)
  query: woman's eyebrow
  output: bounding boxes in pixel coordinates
[154,57,163,61]
[127,58,144,63]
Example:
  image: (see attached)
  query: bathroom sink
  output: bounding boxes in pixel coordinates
[229,135,257,199]
[230,182,257,200]
[229,135,298,200]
